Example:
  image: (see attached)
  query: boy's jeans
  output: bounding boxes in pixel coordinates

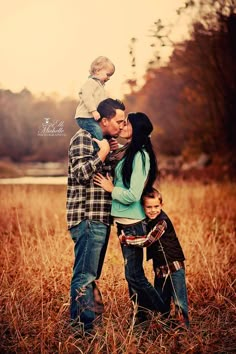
[76,118,103,140]
[154,268,190,327]
[117,221,168,317]
[69,220,110,331]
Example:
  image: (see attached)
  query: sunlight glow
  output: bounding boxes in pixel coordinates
[0,0,192,98]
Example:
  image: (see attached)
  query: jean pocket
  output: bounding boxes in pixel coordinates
[87,220,108,238]
[70,223,81,242]
[118,220,147,236]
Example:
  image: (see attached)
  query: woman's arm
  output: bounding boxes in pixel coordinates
[94,151,150,204]
[112,151,150,204]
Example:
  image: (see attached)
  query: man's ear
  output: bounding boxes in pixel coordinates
[101,117,108,126]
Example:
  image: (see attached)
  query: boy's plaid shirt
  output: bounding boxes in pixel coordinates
[119,220,167,247]
[66,129,112,230]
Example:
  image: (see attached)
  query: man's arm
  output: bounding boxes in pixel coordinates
[70,135,110,184]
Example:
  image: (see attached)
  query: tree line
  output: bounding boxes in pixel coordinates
[125,0,236,168]
[0,0,235,174]
[0,89,78,162]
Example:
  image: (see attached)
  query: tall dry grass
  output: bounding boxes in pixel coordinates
[0,181,235,353]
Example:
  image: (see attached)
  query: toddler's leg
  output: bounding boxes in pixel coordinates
[76,118,103,140]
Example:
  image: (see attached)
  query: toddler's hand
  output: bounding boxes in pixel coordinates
[92,110,101,121]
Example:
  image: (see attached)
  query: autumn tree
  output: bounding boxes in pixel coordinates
[0,89,77,162]
[124,0,236,167]
[174,1,236,159]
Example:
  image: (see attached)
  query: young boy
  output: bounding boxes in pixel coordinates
[74,56,115,141]
[119,188,190,328]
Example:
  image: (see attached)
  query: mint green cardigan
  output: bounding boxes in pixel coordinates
[111,150,150,219]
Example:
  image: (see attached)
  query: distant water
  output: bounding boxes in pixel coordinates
[0,176,67,185]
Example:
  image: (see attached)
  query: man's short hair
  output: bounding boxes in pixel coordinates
[97,98,125,119]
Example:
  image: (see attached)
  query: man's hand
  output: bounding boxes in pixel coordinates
[93,138,110,162]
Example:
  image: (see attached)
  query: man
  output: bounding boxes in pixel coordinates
[67,98,125,333]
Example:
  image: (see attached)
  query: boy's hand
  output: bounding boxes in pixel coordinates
[118,231,128,245]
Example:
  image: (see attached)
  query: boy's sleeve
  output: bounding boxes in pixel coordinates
[143,220,167,246]
[119,220,167,247]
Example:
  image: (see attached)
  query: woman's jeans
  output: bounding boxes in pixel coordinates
[154,268,190,327]
[76,118,103,140]
[70,220,110,331]
[117,221,168,318]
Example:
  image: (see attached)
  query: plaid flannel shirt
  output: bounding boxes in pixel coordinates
[66,129,112,229]
[119,220,167,247]
[119,219,185,278]
[155,260,185,278]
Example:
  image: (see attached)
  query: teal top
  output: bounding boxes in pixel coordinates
[111,150,150,219]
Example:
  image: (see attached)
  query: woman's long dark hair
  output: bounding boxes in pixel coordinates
[121,112,158,192]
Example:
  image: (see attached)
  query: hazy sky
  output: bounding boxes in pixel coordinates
[0,0,192,98]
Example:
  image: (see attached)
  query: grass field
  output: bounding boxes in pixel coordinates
[0,181,235,353]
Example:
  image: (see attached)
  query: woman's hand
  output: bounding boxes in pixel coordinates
[109,138,119,151]
[94,173,114,193]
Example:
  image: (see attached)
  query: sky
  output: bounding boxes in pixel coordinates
[0,0,193,99]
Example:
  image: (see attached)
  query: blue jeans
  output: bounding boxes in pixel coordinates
[154,268,190,327]
[76,118,103,140]
[70,220,110,330]
[117,221,168,318]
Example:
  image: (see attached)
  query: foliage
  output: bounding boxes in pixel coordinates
[1,1,236,170]
[124,0,236,166]
[0,89,78,162]
[0,182,235,353]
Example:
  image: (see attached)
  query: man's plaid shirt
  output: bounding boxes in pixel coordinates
[66,129,112,230]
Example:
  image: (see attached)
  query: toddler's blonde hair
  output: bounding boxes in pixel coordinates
[89,56,115,75]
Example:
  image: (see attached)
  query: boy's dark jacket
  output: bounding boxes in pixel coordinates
[146,210,185,265]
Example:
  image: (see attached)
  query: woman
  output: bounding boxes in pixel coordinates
[94,112,167,322]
